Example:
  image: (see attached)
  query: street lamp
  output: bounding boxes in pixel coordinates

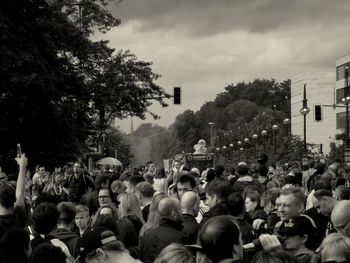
[237,141,242,161]
[261,130,267,152]
[252,134,258,158]
[208,122,215,147]
[300,83,310,166]
[272,124,279,155]
[342,66,350,165]
[283,118,291,153]
[244,138,249,163]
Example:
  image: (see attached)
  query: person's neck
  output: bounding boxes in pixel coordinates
[0,206,14,216]
[79,226,88,235]
[292,244,308,255]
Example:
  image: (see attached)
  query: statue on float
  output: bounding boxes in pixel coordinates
[193,139,207,154]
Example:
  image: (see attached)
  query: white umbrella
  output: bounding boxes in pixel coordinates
[97,157,122,166]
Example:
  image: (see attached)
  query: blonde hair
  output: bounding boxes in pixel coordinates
[319,233,350,262]
[154,243,195,263]
[118,193,145,224]
[140,192,168,237]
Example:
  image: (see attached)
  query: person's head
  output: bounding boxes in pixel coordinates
[173,161,181,171]
[198,215,243,262]
[125,175,144,194]
[314,189,337,216]
[98,188,113,207]
[52,171,63,185]
[158,197,182,223]
[335,185,350,201]
[146,161,156,173]
[154,243,195,263]
[0,171,8,186]
[30,243,66,263]
[92,205,119,228]
[181,190,200,217]
[331,200,350,237]
[177,174,196,199]
[318,233,350,263]
[215,165,225,177]
[205,180,231,209]
[78,228,129,263]
[37,165,45,175]
[93,214,119,237]
[57,202,76,230]
[135,181,155,205]
[0,184,15,210]
[278,215,317,251]
[110,179,126,199]
[73,161,82,174]
[245,192,261,214]
[33,202,59,235]
[95,175,109,191]
[76,205,90,231]
[278,187,305,221]
[237,162,249,176]
[314,162,326,176]
[118,193,144,223]
[206,168,216,182]
[251,249,299,263]
[227,192,245,217]
[261,188,281,215]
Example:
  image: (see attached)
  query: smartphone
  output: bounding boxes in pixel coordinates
[16,143,22,157]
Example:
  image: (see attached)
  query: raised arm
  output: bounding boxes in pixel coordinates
[15,153,28,207]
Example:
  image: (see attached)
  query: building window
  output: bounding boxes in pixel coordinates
[315,105,322,122]
[336,112,346,130]
[336,62,350,81]
[336,87,350,104]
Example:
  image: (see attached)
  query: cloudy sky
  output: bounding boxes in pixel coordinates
[93,0,350,133]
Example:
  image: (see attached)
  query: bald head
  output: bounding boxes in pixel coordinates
[331,200,350,237]
[158,197,182,221]
[181,191,200,216]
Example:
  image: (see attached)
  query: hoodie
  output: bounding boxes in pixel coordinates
[49,228,79,257]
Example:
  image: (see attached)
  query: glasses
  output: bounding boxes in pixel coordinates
[98,195,110,199]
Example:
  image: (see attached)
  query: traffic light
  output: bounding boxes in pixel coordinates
[315,105,322,121]
[174,87,181,104]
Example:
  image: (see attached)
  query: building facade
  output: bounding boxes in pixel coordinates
[291,71,337,154]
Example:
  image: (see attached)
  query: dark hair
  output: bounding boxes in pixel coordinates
[177,174,196,189]
[205,180,231,202]
[93,214,119,237]
[126,175,145,187]
[314,180,332,191]
[155,167,167,179]
[199,215,241,262]
[336,185,350,200]
[33,202,59,235]
[261,188,280,206]
[215,165,225,177]
[95,175,109,191]
[117,217,138,249]
[237,164,249,176]
[1,226,30,263]
[0,185,15,209]
[245,191,261,208]
[30,243,66,263]
[206,169,216,182]
[57,202,76,225]
[314,189,333,200]
[259,165,269,177]
[135,182,155,198]
[227,192,245,216]
[314,162,326,175]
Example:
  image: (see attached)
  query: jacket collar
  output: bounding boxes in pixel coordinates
[159,217,184,231]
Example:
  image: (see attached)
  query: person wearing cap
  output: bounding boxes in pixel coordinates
[278,215,316,263]
[77,227,141,263]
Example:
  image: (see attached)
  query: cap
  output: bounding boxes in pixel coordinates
[77,227,117,260]
[278,215,316,237]
[257,153,268,165]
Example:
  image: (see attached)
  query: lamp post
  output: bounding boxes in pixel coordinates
[261,130,267,152]
[272,125,279,156]
[300,84,310,166]
[237,140,242,161]
[244,138,249,163]
[283,118,291,154]
[342,67,350,165]
[208,122,215,147]
[252,134,258,158]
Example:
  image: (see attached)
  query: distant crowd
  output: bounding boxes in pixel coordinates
[1,153,350,263]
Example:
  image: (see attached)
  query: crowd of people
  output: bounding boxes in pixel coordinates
[1,152,350,263]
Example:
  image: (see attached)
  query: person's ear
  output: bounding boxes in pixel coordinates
[301,234,308,244]
[95,248,107,260]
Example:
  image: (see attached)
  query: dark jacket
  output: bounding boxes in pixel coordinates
[49,228,79,257]
[80,190,99,216]
[201,201,229,226]
[139,218,186,263]
[182,214,200,244]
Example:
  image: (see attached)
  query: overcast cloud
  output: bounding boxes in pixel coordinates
[92,0,350,133]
